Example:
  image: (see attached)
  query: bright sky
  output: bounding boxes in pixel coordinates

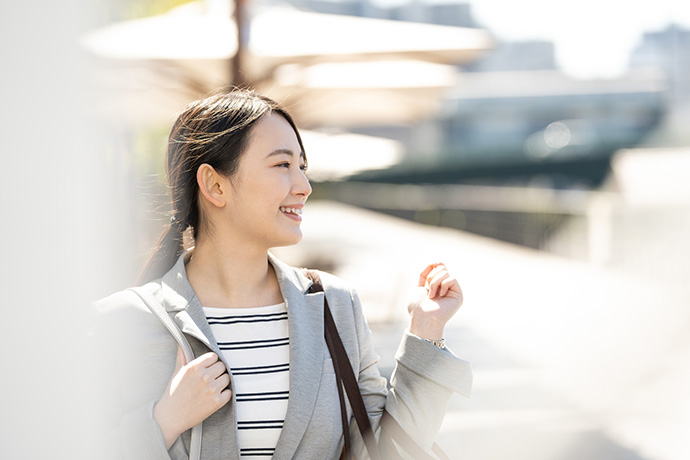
[372,0,690,79]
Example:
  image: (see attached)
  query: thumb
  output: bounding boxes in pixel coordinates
[174,345,187,373]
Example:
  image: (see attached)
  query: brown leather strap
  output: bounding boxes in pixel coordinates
[305,272,351,458]
[304,270,450,460]
[306,271,378,460]
[324,299,382,460]
[324,310,352,459]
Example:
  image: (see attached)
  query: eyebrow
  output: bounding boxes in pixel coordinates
[267,149,307,161]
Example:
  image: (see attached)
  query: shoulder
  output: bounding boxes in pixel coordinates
[297,267,372,368]
[311,269,354,294]
[93,281,162,316]
[298,266,360,308]
[269,252,356,300]
[90,281,180,363]
[90,281,167,340]
[299,267,365,325]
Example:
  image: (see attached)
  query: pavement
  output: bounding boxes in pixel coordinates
[272,200,690,460]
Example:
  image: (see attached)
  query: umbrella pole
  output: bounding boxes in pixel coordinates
[232,0,248,87]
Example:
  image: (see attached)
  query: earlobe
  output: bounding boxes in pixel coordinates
[196,164,226,208]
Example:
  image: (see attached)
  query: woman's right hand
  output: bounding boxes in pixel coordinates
[153,347,232,449]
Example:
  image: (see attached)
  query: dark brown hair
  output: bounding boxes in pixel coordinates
[138,88,305,283]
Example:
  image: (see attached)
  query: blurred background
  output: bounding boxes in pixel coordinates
[2,0,689,459]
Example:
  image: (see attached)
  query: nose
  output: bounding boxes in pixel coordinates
[294,169,312,200]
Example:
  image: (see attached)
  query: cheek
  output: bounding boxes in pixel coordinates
[266,175,292,200]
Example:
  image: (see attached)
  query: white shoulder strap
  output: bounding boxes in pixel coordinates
[129,287,203,460]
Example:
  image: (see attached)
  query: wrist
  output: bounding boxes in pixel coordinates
[153,400,183,449]
[408,315,444,341]
[407,329,446,349]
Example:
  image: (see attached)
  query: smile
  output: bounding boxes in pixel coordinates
[280,207,303,218]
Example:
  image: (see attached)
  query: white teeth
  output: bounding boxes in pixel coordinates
[280,207,302,215]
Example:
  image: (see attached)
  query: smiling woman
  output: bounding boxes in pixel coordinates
[92,88,472,460]
[187,112,312,276]
[137,90,307,284]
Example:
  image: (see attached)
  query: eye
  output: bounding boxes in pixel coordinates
[299,163,308,172]
[276,162,291,168]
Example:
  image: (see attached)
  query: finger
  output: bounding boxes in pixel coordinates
[422,263,448,287]
[216,372,231,389]
[427,271,449,299]
[426,263,447,280]
[418,263,441,287]
[438,275,459,298]
[426,264,451,289]
[426,264,447,286]
[217,388,232,407]
[190,352,219,368]
[207,361,228,379]
[208,371,231,395]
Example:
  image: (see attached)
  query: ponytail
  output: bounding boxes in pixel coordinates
[137,219,185,284]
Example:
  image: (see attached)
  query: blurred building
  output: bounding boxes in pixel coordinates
[349,69,666,187]
[287,0,479,27]
[288,0,370,17]
[335,67,666,249]
[463,40,557,73]
[280,0,667,188]
[273,0,673,257]
[387,1,476,27]
[630,24,690,106]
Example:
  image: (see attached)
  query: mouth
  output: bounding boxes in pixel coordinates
[280,206,303,220]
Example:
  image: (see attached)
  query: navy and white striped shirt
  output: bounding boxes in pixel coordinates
[203,303,290,459]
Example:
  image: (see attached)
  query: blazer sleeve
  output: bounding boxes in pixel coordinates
[89,293,179,460]
[347,288,472,459]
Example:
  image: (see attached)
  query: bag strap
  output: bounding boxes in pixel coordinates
[325,298,382,460]
[304,270,450,460]
[325,309,353,459]
[306,273,379,460]
[129,287,203,460]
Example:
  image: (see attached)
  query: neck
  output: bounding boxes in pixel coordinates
[185,236,282,309]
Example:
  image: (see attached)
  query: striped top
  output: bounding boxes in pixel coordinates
[203,303,290,459]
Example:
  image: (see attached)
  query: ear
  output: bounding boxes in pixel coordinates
[196,163,226,209]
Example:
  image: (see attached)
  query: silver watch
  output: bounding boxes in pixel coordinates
[422,337,446,349]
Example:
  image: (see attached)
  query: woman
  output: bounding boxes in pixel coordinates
[94,89,472,460]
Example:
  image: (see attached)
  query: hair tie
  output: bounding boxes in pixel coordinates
[170,215,185,230]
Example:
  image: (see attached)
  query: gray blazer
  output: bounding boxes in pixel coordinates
[93,251,472,460]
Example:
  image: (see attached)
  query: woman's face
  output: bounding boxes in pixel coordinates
[223,112,312,249]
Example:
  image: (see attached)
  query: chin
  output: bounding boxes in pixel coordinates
[271,231,303,248]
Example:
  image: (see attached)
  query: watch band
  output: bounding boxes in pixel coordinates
[422,337,446,350]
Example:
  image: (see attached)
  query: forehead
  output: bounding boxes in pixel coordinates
[246,112,302,156]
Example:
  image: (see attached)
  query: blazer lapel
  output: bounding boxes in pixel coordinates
[160,251,227,362]
[160,251,241,460]
[269,254,326,460]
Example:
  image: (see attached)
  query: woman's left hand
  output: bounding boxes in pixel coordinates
[407,263,463,341]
